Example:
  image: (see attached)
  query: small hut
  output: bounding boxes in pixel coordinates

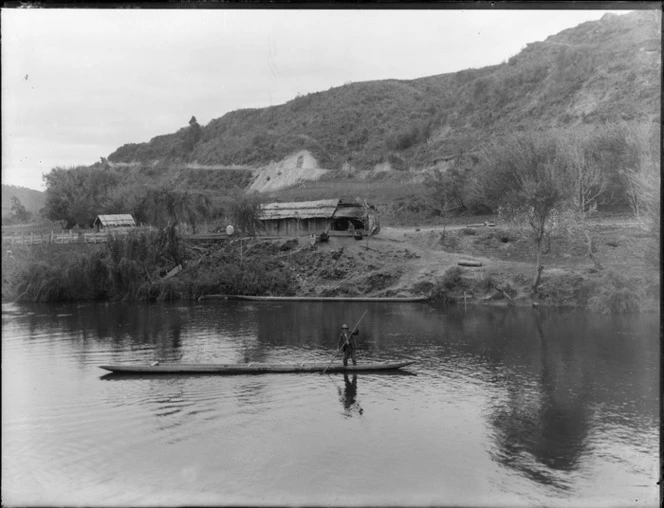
[93,214,136,232]
[258,199,373,236]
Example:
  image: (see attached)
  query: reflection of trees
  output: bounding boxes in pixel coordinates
[337,374,363,418]
[17,302,187,362]
[488,309,592,490]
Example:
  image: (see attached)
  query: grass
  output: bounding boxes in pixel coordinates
[4,230,299,303]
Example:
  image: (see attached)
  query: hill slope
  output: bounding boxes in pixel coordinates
[1,185,46,218]
[107,10,660,173]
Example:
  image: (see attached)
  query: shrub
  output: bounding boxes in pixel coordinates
[584,269,644,314]
[539,272,583,306]
[442,266,463,290]
[477,271,495,291]
[588,287,641,314]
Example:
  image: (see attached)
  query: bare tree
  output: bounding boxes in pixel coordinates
[480,134,570,296]
[622,122,660,226]
[355,197,380,250]
[556,129,607,216]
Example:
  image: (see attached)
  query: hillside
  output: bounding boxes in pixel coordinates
[1,185,46,218]
[107,10,660,173]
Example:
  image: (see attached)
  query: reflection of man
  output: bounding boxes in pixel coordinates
[337,374,363,417]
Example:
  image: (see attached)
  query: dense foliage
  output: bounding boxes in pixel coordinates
[38,11,660,232]
[106,11,659,173]
[40,161,252,229]
[12,228,296,302]
[229,189,263,235]
[8,197,32,224]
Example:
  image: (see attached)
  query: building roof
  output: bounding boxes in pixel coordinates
[94,214,136,227]
[259,199,341,220]
[332,206,365,219]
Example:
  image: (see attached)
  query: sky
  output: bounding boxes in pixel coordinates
[2,5,636,191]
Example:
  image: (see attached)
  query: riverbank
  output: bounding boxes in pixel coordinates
[2,216,659,313]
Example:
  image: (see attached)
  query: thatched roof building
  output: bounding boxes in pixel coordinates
[93,214,136,231]
[258,199,374,236]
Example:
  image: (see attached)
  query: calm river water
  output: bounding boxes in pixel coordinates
[1,301,659,507]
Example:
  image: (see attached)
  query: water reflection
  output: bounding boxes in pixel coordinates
[2,300,658,506]
[337,374,363,418]
[488,309,598,491]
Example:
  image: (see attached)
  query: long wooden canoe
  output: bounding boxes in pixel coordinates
[99,361,415,375]
[198,295,429,302]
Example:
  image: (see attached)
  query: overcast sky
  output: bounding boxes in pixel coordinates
[2,6,634,191]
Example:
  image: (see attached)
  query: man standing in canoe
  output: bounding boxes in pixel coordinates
[338,324,359,366]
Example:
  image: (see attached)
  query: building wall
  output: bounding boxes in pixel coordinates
[94,225,136,234]
[260,217,332,236]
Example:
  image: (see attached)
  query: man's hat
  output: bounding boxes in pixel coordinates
[342,324,348,329]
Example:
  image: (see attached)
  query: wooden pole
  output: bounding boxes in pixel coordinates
[585,230,603,270]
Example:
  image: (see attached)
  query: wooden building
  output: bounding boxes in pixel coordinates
[93,214,136,232]
[258,199,374,237]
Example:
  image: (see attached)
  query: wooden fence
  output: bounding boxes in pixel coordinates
[1,228,150,246]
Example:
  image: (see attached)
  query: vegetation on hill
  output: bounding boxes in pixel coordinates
[4,10,660,318]
[40,159,253,229]
[35,10,660,233]
[1,185,46,221]
[107,10,659,173]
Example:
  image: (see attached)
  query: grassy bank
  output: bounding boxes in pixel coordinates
[416,218,659,314]
[2,229,299,303]
[2,218,659,314]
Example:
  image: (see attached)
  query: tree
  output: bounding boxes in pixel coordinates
[424,163,469,223]
[134,187,211,233]
[42,165,121,228]
[621,122,660,266]
[229,189,263,235]
[479,134,570,295]
[556,129,607,216]
[10,196,32,223]
[621,122,660,223]
[355,197,380,249]
[183,116,202,153]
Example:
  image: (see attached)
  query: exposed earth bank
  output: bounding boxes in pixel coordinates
[2,215,658,314]
[230,217,658,312]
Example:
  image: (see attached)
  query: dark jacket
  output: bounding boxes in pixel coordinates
[338,330,357,351]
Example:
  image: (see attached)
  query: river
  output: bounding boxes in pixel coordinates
[1,301,659,507]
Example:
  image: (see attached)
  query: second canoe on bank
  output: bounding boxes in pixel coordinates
[99,361,416,375]
[198,295,429,302]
